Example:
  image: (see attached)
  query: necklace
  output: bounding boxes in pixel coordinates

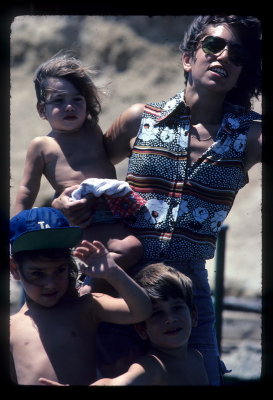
[196,135,213,142]
[190,133,213,142]
[188,126,214,142]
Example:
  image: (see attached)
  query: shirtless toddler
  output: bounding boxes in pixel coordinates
[13,51,144,291]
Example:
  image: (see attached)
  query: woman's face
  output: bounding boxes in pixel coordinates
[183,24,244,96]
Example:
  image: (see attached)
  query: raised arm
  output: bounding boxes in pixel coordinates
[103,103,144,165]
[74,240,152,324]
[13,137,45,214]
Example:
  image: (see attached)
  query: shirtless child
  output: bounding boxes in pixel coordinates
[9,207,151,385]
[40,263,208,386]
[13,51,144,293]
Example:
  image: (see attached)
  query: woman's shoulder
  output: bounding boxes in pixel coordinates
[121,103,146,125]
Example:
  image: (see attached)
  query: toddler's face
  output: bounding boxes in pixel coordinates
[41,77,87,133]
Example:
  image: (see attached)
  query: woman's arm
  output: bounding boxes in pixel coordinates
[246,120,262,171]
[103,103,145,165]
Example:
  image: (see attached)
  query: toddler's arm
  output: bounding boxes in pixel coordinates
[13,137,45,213]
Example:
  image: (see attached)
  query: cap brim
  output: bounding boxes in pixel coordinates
[11,227,83,254]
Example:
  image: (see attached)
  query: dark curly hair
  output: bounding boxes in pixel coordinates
[179,15,261,109]
[34,50,101,123]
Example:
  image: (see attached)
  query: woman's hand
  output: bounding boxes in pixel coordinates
[52,185,95,228]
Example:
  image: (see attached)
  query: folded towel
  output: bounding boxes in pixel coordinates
[71,178,147,218]
[71,178,132,200]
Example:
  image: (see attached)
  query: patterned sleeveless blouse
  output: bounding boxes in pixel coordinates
[125,91,261,262]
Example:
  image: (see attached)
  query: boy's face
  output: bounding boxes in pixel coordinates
[38,77,87,133]
[136,297,196,350]
[12,256,71,308]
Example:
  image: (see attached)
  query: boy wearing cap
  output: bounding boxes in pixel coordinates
[9,207,152,386]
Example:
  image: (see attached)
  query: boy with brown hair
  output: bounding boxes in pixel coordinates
[9,207,152,385]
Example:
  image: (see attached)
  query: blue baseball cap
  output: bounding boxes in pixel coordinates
[10,207,83,254]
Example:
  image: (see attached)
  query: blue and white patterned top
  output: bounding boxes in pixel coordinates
[125,91,261,262]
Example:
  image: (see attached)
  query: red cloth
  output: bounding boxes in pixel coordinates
[104,191,147,218]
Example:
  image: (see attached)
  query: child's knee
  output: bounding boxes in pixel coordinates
[108,236,143,268]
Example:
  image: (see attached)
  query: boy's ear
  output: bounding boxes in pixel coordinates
[191,306,198,328]
[10,257,21,281]
[134,323,149,341]
[37,102,47,119]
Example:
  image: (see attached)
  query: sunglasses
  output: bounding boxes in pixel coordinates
[200,36,248,66]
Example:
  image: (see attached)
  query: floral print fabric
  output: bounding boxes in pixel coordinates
[125,91,261,262]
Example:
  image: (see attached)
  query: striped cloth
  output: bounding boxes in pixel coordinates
[123,91,261,262]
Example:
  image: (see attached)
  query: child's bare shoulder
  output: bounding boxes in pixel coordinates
[188,347,205,363]
[188,348,209,384]
[28,135,56,150]
[136,353,167,384]
[10,307,30,336]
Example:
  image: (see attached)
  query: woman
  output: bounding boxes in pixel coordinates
[53,16,261,385]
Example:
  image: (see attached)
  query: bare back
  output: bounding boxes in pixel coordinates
[10,294,98,385]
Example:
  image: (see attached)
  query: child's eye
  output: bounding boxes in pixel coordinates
[173,303,187,312]
[46,98,63,104]
[57,266,68,274]
[151,310,163,318]
[29,271,44,281]
[74,96,84,102]
[32,271,43,276]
